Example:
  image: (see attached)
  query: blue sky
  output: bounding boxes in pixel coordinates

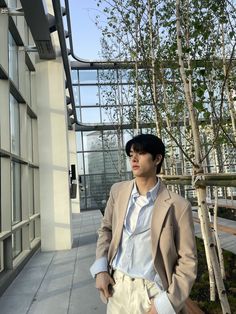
[68,0,104,60]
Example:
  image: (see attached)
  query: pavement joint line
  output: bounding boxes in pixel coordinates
[25,252,56,314]
[66,246,79,314]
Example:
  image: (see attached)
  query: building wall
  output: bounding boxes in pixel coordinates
[0,0,79,294]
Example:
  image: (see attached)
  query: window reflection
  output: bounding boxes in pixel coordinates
[10,94,20,155]
[12,229,22,258]
[80,86,99,106]
[81,107,100,123]
[79,70,98,84]
[8,32,18,87]
[11,162,21,225]
[28,167,34,216]
[74,68,143,210]
[84,152,104,175]
[27,116,33,161]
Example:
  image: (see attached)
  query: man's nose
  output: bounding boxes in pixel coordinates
[131,153,139,161]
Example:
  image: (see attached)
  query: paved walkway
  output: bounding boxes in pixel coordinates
[0,210,235,314]
[0,211,106,314]
[192,210,236,254]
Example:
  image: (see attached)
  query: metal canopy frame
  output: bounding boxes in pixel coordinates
[20,0,56,60]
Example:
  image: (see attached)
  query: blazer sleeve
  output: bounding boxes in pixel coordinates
[95,185,115,260]
[167,202,198,313]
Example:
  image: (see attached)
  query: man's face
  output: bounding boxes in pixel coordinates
[129,147,162,178]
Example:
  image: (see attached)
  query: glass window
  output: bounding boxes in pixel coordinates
[8,32,18,87]
[12,229,22,258]
[25,67,31,105]
[10,94,20,155]
[104,150,121,174]
[73,86,80,106]
[79,196,86,210]
[29,221,35,242]
[118,69,134,83]
[81,107,100,123]
[85,174,106,208]
[28,167,34,216]
[75,108,81,122]
[101,107,117,123]
[27,116,33,162]
[80,86,99,106]
[100,85,118,107]
[83,131,103,151]
[72,70,78,84]
[77,153,84,174]
[79,70,98,84]
[11,162,21,225]
[84,152,104,174]
[76,132,82,152]
[98,69,117,84]
[103,131,119,149]
[105,173,125,193]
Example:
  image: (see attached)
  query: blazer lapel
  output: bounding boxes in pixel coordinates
[112,180,134,245]
[151,180,172,259]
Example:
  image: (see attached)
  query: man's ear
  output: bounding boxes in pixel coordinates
[155,154,163,165]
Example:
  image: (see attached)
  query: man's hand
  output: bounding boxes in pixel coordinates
[146,299,158,314]
[95,271,115,301]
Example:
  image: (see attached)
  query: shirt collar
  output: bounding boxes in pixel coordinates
[131,178,160,202]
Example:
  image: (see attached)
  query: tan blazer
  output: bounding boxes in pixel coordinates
[96,178,198,313]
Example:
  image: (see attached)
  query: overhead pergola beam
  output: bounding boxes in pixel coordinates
[20,0,56,59]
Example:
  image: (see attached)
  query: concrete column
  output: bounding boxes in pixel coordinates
[35,57,72,250]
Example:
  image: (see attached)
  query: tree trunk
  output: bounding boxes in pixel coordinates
[176,0,231,312]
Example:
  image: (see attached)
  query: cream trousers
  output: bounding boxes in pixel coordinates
[107,270,160,314]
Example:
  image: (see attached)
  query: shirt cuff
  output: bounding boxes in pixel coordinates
[90,256,108,278]
[154,291,176,314]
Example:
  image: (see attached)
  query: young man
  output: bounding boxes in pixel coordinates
[90,134,197,314]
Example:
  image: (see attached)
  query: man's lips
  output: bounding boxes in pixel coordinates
[132,165,140,170]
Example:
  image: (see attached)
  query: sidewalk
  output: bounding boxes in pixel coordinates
[0,210,235,314]
[0,211,106,314]
[192,210,236,254]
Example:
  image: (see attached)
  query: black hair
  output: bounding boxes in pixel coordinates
[125,134,165,174]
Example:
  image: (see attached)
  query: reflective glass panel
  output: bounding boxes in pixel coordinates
[11,162,21,224]
[80,86,99,106]
[8,32,18,87]
[73,86,80,106]
[84,152,104,174]
[72,70,78,84]
[29,221,35,242]
[81,107,100,123]
[77,153,84,174]
[10,94,20,155]
[83,131,103,151]
[28,167,34,216]
[98,69,117,84]
[76,132,82,152]
[79,70,98,84]
[12,229,22,258]
[27,116,33,162]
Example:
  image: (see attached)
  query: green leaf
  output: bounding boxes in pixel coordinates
[194,101,204,112]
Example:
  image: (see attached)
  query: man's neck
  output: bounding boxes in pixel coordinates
[135,176,158,196]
